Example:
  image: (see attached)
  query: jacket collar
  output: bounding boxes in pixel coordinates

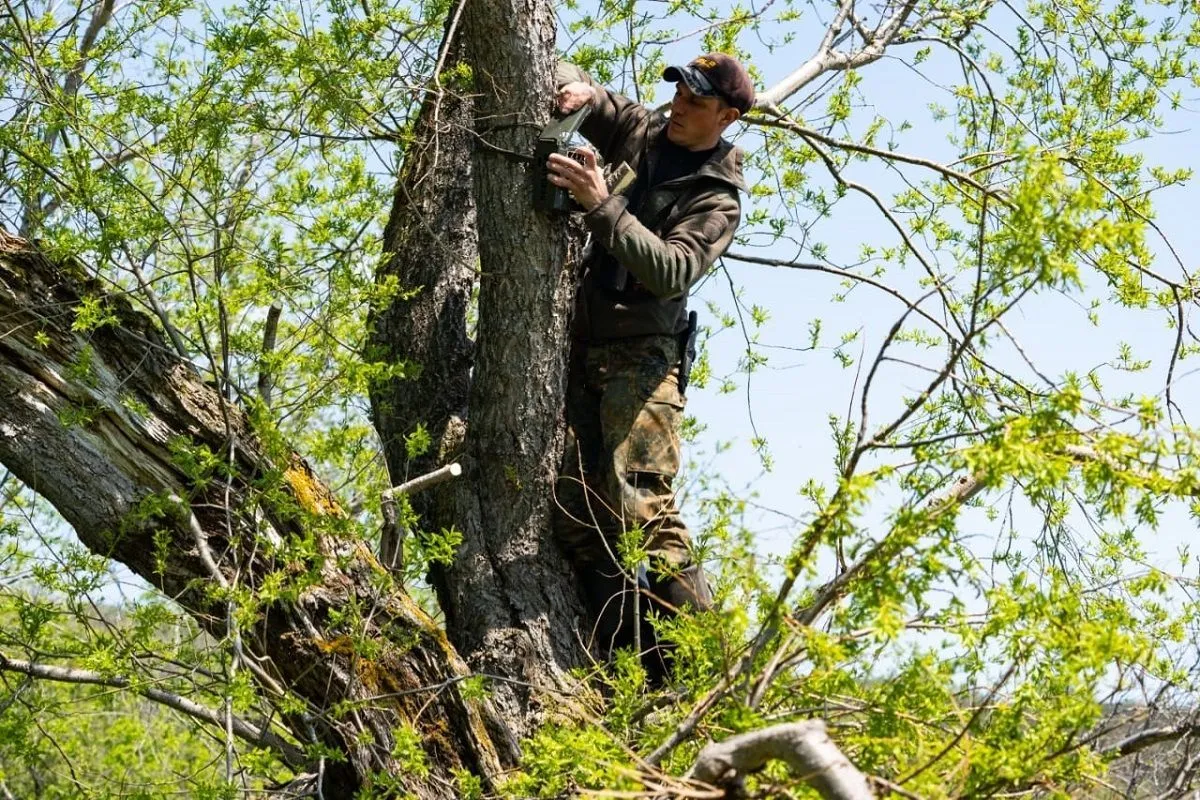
[646,114,748,194]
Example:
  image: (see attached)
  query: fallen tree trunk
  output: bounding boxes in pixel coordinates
[0,229,504,799]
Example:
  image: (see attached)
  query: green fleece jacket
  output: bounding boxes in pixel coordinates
[556,62,747,340]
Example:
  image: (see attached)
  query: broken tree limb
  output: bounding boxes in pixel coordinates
[687,720,874,800]
[379,495,405,574]
[1109,720,1200,758]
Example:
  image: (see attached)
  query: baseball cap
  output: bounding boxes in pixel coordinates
[662,53,755,114]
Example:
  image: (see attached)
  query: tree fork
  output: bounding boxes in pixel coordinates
[370,0,594,742]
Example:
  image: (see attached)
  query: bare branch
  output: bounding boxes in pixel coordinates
[0,652,306,768]
[757,0,919,107]
[796,128,968,339]
[1109,722,1200,758]
[723,250,955,341]
[126,255,191,359]
[258,303,282,407]
[687,721,874,800]
[744,114,1001,200]
[171,493,230,591]
[62,0,117,103]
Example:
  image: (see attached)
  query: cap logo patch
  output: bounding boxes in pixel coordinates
[692,56,718,70]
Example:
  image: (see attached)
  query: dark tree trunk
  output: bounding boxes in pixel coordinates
[444,0,591,725]
[369,0,592,741]
[367,28,479,580]
[0,231,503,800]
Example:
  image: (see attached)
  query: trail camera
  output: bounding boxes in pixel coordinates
[533,106,592,214]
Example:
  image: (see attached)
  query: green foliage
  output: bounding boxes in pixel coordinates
[0,517,291,797]
[506,720,638,797]
[390,722,430,778]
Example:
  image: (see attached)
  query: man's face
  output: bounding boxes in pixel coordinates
[666,82,739,150]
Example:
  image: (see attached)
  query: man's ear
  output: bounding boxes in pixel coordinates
[720,107,741,128]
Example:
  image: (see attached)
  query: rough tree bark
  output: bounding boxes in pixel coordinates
[0,230,502,799]
[448,0,590,721]
[368,0,592,742]
[367,23,481,592]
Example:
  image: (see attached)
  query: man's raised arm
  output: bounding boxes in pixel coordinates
[554,62,650,159]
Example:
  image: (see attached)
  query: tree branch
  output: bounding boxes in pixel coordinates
[382,461,463,501]
[794,472,983,630]
[379,462,463,574]
[1109,722,1200,758]
[724,250,956,342]
[757,0,919,107]
[0,652,306,768]
[687,721,874,800]
[257,303,282,407]
[743,114,1001,200]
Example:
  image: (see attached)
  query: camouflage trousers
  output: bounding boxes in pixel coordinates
[553,334,712,675]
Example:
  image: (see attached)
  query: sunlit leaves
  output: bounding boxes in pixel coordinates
[0,0,1198,794]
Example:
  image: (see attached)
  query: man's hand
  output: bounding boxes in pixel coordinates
[547,149,608,212]
[556,81,595,114]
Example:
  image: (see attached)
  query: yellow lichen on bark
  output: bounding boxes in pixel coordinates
[314,634,358,657]
[285,455,343,516]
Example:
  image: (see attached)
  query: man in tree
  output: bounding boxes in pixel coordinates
[546,54,753,679]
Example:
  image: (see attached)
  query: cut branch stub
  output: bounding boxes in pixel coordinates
[384,461,463,501]
[379,461,463,574]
